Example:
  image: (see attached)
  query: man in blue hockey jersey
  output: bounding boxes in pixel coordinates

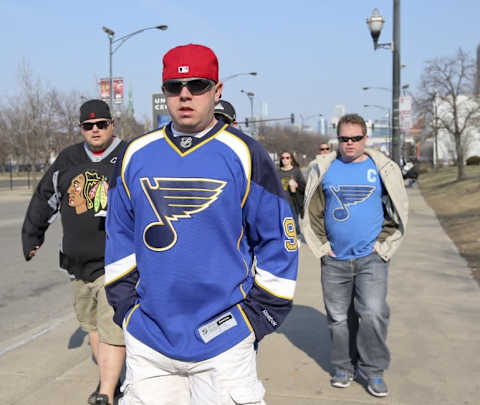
[105,43,298,404]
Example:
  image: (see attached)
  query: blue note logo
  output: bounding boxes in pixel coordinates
[141,177,227,251]
[329,185,375,221]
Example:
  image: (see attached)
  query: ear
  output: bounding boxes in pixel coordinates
[214,82,223,103]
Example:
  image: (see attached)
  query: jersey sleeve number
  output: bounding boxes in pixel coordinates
[283,217,298,251]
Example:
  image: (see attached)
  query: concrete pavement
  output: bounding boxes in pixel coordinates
[1,186,479,404]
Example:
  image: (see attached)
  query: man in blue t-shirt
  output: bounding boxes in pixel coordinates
[302,114,408,398]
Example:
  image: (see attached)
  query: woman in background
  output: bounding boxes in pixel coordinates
[277,151,306,241]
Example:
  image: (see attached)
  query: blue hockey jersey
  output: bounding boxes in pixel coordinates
[105,121,298,362]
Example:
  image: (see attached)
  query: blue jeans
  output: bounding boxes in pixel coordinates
[321,252,390,378]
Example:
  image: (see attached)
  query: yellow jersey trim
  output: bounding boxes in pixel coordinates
[164,123,228,157]
[224,130,252,207]
[125,303,140,328]
[237,303,254,333]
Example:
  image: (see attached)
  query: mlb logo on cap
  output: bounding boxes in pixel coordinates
[178,66,189,73]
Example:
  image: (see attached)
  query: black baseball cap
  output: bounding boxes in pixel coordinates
[80,99,112,123]
[214,100,236,124]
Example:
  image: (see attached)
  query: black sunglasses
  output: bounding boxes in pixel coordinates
[80,120,111,131]
[337,135,365,143]
[320,147,330,151]
[163,78,214,96]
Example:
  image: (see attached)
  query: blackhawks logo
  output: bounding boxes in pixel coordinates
[67,171,109,215]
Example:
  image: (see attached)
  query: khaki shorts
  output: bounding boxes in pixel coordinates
[72,275,124,346]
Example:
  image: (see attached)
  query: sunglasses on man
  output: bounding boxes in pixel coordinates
[163,78,215,96]
[320,147,330,151]
[80,120,111,131]
[337,135,365,143]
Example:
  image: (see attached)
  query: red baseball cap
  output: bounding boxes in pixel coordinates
[162,44,218,83]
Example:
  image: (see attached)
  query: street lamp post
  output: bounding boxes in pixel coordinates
[366,2,401,165]
[364,104,392,156]
[241,90,255,137]
[221,72,257,82]
[102,24,168,109]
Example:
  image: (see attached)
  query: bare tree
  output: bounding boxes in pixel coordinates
[257,124,324,166]
[53,90,84,153]
[416,48,480,181]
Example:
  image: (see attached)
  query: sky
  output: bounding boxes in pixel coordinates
[1,0,479,130]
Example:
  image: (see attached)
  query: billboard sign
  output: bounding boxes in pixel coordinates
[152,93,170,129]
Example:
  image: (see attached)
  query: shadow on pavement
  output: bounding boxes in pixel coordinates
[277,304,332,374]
[68,326,87,349]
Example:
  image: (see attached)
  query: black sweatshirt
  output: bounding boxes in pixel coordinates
[22,137,126,282]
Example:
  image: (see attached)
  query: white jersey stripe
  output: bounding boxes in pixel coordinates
[105,253,137,284]
[122,129,165,198]
[216,132,251,204]
[254,267,296,300]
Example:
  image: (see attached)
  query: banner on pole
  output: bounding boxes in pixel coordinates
[99,78,110,102]
[99,77,124,104]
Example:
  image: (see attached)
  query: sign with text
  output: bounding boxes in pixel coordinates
[152,93,170,129]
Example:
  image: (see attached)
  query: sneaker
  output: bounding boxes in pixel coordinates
[88,382,100,405]
[93,394,111,405]
[367,377,389,397]
[331,370,353,388]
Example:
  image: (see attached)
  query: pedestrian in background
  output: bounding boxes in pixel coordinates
[318,143,331,155]
[21,99,126,405]
[302,113,408,397]
[214,99,238,127]
[104,43,298,405]
[278,151,306,241]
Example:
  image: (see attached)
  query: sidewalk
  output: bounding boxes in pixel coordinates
[1,187,479,404]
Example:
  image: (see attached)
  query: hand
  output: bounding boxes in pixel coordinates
[288,178,298,192]
[328,249,336,257]
[29,246,40,258]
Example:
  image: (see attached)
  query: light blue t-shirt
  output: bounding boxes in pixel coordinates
[323,156,384,260]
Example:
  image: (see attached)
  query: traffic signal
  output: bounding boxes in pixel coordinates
[245,118,249,127]
[290,113,295,124]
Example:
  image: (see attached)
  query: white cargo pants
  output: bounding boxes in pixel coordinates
[119,330,266,405]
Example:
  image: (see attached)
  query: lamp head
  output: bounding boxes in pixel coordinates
[156,25,168,31]
[102,26,115,36]
[366,8,385,48]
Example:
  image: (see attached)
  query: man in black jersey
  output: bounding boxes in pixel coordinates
[22,100,125,405]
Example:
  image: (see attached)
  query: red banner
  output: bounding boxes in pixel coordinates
[99,78,124,104]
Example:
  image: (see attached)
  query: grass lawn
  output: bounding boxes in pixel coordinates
[418,165,480,286]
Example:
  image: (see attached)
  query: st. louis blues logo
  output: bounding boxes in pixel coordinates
[140,177,226,251]
[330,185,375,221]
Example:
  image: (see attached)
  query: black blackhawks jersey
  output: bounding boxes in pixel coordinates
[22,137,126,282]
